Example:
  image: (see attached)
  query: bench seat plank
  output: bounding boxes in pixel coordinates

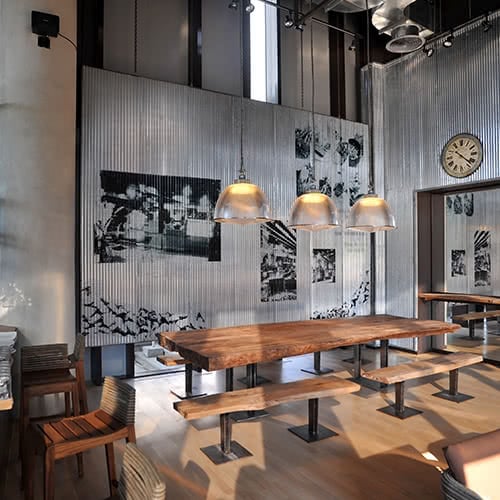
[174,376,360,420]
[156,355,189,367]
[363,353,483,385]
[453,310,500,321]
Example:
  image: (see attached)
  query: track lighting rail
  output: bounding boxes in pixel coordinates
[234,0,362,39]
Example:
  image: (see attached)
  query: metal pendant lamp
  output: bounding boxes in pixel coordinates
[214,3,272,225]
[347,0,396,232]
[288,15,339,231]
[214,170,272,224]
[346,193,395,232]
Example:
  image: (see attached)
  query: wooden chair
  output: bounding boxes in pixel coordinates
[20,333,88,458]
[24,376,136,500]
[114,443,166,500]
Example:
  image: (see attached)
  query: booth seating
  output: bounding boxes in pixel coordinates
[362,352,483,419]
[174,376,360,464]
[20,333,88,458]
[24,377,136,500]
[442,428,500,500]
[453,309,500,340]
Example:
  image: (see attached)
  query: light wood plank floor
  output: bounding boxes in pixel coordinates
[3,348,500,499]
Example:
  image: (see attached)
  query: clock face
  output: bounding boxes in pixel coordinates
[441,134,483,178]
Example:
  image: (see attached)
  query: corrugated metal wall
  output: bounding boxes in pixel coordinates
[81,67,372,347]
[376,13,500,349]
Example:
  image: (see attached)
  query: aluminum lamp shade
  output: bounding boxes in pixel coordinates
[214,178,272,224]
[346,194,396,232]
[288,192,340,231]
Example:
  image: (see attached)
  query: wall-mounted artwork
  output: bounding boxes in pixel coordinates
[451,249,466,276]
[260,221,297,302]
[312,272,370,319]
[295,126,331,160]
[81,286,205,343]
[333,130,363,168]
[312,249,336,284]
[94,171,221,263]
[296,164,316,196]
[446,193,474,216]
[474,230,491,287]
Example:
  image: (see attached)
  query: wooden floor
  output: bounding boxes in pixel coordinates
[446,324,500,362]
[3,348,500,500]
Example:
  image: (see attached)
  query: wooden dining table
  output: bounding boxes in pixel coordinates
[418,292,500,306]
[158,314,460,378]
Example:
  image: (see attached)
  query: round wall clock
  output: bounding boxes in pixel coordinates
[441,134,483,178]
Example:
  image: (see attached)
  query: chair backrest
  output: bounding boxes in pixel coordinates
[69,333,86,363]
[99,377,136,425]
[118,443,166,500]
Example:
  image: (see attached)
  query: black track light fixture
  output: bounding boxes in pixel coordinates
[245,2,255,13]
[228,0,238,9]
[423,46,434,57]
[348,39,356,51]
[284,14,294,28]
[443,32,454,48]
[295,19,305,31]
[482,16,492,32]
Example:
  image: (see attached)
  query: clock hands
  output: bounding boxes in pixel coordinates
[454,150,472,166]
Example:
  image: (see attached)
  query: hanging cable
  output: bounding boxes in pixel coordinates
[310,0,316,178]
[239,2,246,178]
[58,32,77,50]
[134,0,138,74]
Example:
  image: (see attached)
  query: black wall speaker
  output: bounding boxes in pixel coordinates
[31,11,60,38]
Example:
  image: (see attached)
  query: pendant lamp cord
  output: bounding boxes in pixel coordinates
[310,0,316,175]
[366,0,375,193]
[239,3,246,179]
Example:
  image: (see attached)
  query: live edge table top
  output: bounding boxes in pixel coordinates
[418,292,500,306]
[158,315,460,372]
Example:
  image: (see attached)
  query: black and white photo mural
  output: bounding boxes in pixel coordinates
[451,249,466,276]
[312,249,336,284]
[94,171,221,263]
[474,230,491,287]
[446,193,474,217]
[260,221,297,302]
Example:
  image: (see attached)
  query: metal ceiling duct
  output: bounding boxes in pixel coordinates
[372,0,434,54]
[385,23,424,53]
[324,0,384,14]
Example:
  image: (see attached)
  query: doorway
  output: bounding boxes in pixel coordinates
[417,183,500,364]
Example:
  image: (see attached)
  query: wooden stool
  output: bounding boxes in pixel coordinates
[24,377,136,500]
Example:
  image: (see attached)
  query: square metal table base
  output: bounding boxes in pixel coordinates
[237,375,271,386]
[301,367,334,376]
[230,409,269,422]
[288,424,338,443]
[377,405,422,419]
[170,388,207,400]
[432,391,474,403]
[201,441,252,464]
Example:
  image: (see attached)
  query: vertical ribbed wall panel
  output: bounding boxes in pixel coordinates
[377,14,500,350]
[82,67,370,346]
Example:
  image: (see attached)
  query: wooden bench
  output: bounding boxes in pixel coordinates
[452,309,500,340]
[363,352,483,419]
[174,376,360,464]
[157,354,206,400]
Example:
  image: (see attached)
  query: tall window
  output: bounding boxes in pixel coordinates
[250,1,279,103]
